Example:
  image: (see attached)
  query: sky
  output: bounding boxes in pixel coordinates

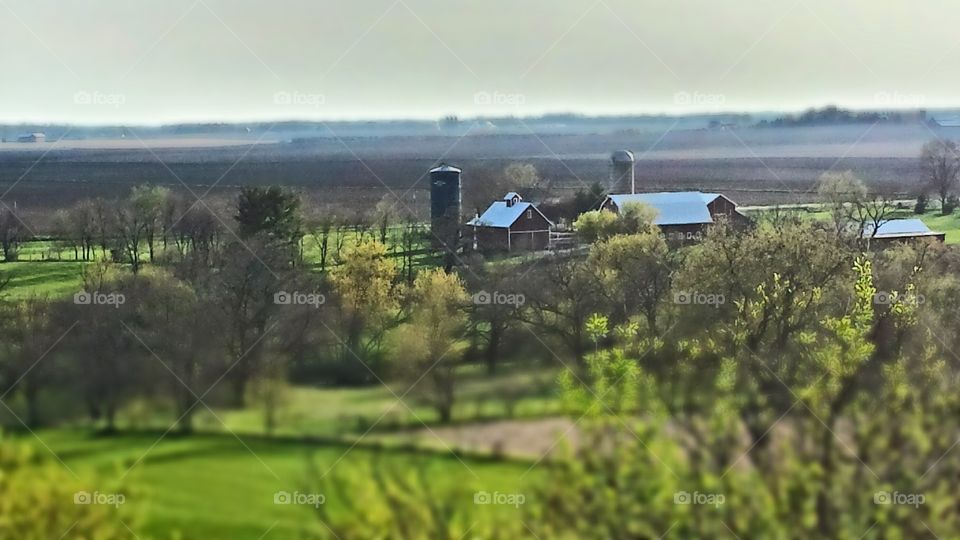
[1,0,959,124]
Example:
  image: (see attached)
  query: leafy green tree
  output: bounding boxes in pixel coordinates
[392,268,468,423]
[588,231,672,332]
[235,186,303,255]
[329,240,399,382]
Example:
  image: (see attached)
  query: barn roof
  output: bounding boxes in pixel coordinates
[605,191,725,226]
[430,164,462,173]
[467,198,553,229]
[864,219,939,238]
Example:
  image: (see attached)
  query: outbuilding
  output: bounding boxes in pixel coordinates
[467,192,553,252]
[863,219,945,244]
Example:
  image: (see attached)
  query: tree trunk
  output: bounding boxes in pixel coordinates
[816,417,837,537]
[485,325,501,375]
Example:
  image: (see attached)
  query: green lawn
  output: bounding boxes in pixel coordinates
[12,429,531,539]
[0,261,87,298]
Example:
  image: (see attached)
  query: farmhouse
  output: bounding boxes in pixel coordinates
[600,191,750,242]
[16,132,46,143]
[863,219,945,244]
[467,192,553,252]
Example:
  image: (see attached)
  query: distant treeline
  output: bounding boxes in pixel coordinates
[756,105,926,127]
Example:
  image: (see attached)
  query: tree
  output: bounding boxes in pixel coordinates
[328,240,399,383]
[588,231,673,332]
[504,162,550,200]
[817,171,896,244]
[203,239,286,406]
[129,184,170,263]
[129,269,215,432]
[920,139,960,214]
[393,268,468,423]
[0,205,24,262]
[574,202,655,243]
[520,254,601,366]
[0,297,62,426]
[235,186,303,252]
[465,263,526,374]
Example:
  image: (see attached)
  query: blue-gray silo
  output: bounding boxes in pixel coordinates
[611,150,635,194]
[430,163,462,246]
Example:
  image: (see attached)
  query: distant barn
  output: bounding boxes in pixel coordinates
[600,191,750,242]
[467,192,553,252]
[16,132,45,143]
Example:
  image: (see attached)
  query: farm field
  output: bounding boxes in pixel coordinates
[0,123,952,224]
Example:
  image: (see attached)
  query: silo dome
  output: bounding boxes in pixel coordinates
[611,150,635,163]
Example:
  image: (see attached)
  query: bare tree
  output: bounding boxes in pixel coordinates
[0,205,24,262]
[921,139,960,214]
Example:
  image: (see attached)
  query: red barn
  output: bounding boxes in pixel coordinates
[600,191,750,243]
[467,192,554,252]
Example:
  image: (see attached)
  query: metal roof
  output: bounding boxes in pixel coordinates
[503,191,521,201]
[934,117,960,127]
[865,219,938,238]
[430,164,462,173]
[467,200,552,228]
[605,192,723,226]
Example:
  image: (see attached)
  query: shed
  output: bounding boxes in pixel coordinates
[467,193,553,252]
[863,219,945,243]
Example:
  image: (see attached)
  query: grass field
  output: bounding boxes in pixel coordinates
[11,429,531,539]
[0,260,86,298]
[3,365,560,538]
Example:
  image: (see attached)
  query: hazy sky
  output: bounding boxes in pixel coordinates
[2,0,959,124]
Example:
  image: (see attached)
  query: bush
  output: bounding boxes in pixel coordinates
[915,194,928,214]
[0,439,134,539]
